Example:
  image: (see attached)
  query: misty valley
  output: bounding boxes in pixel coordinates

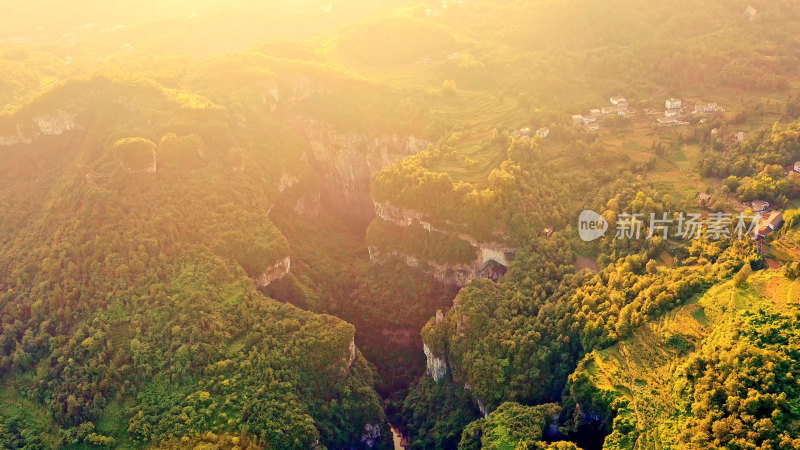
[2,1,800,449]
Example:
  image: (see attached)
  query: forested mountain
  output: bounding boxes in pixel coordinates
[2,1,800,449]
[0,74,390,447]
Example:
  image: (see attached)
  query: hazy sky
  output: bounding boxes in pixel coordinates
[0,0,414,58]
[0,1,410,37]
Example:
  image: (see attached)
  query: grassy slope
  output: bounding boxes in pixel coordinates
[768,226,800,262]
[578,270,800,448]
[0,375,62,448]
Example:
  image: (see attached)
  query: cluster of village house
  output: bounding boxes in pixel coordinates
[554,92,797,242]
[710,128,751,146]
[510,126,550,141]
[697,163,800,242]
[571,95,633,131]
[696,195,783,247]
[571,96,724,131]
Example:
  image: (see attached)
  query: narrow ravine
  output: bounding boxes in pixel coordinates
[261,167,463,447]
[264,205,462,445]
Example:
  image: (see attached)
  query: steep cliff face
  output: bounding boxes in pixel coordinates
[368,246,477,286]
[296,119,428,223]
[370,201,517,286]
[463,383,489,418]
[279,76,328,110]
[347,337,357,368]
[0,110,77,147]
[293,191,321,217]
[253,256,291,287]
[34,111,77,136]
[423,343,448,381]
[0,124,32,146]
[423,310,449,381]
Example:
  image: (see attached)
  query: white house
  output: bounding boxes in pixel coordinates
[794,161,800,173]
[586,122,600,131]
[572,115,584,126]
[665,98,682,110]
[694,102,719,114]
[758,211,783,238]
[536,127,550,138]
[610,96,627,106]
[664,109,679,118]
[511,127,532,139]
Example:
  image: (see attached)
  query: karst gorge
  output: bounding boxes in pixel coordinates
[4,1,800,449]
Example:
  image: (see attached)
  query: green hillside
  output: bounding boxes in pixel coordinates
[0,73,386,447]
[4,1,800,449]
[568,271,800,449]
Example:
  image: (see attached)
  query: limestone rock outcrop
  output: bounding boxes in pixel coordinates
[370,201,517,285]
[253,256,291,287]
[423,343,448,381]
[296,119,428,223]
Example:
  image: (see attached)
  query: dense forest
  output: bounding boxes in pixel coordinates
[3,0,800,449]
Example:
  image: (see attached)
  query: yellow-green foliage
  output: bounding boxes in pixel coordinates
[568,271,800,449]
[113,137,156,172]
[414,234,760,445]
[366,219,479,266]
[0,58,42,107]
[0,70,383,448]
[400,377,481,449]
[157,133,204,171]
[701,122,800,200]
[679,304,800,448]
[372,155,503,242]
[5,2,800,449]
[458,402,561,450]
